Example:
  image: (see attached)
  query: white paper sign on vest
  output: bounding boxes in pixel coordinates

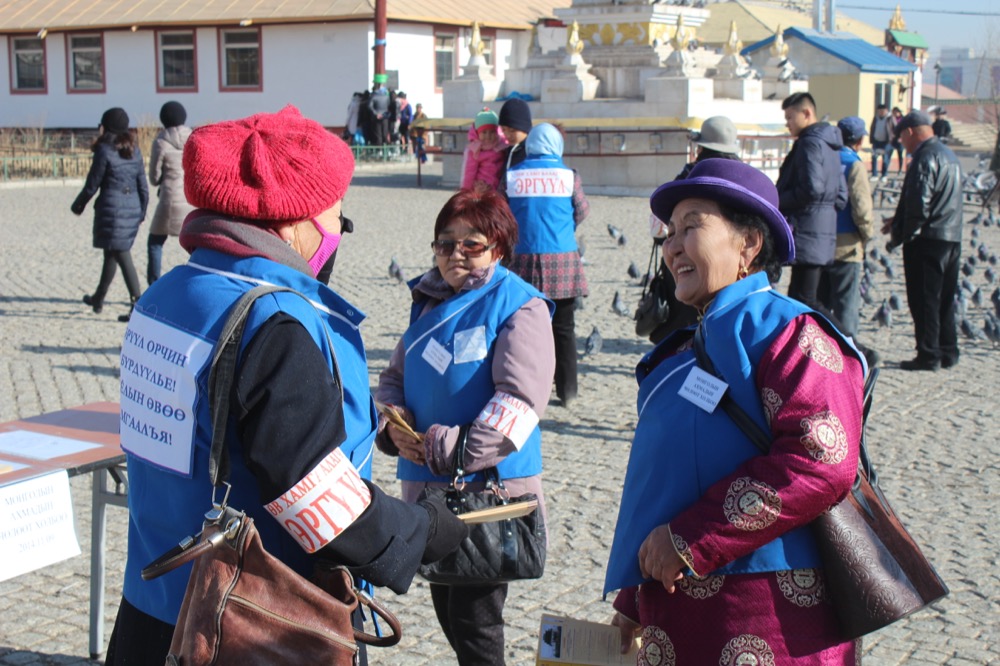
[507,168,574,198]
[119,311,213,476]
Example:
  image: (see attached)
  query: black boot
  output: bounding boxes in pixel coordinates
[83,294,104,314]
[118,296,138,323]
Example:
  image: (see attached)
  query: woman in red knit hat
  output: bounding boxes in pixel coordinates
[105,105,467,665]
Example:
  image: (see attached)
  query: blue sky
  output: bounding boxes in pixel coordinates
[838,0,999,59]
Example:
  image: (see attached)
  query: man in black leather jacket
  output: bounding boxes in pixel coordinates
[884,110,964,371]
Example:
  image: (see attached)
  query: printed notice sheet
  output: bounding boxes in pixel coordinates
[537,614,640,666]
[0,470,82,582]
[0,429,99,461]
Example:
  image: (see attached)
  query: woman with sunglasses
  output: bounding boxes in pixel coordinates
[375,186,555,666]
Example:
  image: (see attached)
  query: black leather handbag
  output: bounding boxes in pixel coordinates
[692,326,948,640]
[417,425,546,586]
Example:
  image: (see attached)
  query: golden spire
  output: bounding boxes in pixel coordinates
[724,20,743,56]
[469,21,485,57]
[769,25,789,59]
[567,21,584,55]
[671,14,691,51]
[889,5,906,31]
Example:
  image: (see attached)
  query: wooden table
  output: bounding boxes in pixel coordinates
[0,402,126,659]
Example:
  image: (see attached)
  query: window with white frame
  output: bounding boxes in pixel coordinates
[220,28,261,89]
[435,33,456,87]
[68,33,104,90]
[11,37,46,91]
[158,30,196,89]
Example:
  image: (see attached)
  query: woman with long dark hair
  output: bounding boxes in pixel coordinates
[71,107,148,321]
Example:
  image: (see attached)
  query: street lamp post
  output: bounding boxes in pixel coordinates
[934,62,942,106]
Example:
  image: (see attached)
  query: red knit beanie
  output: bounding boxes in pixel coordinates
[183,105,354,224]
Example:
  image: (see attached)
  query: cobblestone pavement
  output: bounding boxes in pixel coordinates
[1,161,997,665]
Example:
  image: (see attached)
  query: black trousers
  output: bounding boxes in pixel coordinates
[551,298,578,402]
[94,249,142,304]
[902,238,960,363]
[430,582,508,666]
[788,263,848,333]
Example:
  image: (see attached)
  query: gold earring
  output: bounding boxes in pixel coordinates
[737,265,749,279]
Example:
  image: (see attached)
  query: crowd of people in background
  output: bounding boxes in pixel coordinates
[344,78,415,149]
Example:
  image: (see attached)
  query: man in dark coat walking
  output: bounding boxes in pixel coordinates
[776,93,852,329]
[883,110,964,371]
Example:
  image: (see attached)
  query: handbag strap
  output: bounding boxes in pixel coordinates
[207,284,338,488]
[692,324,879,480]
[449,423,504,493]
[639,241,660,300]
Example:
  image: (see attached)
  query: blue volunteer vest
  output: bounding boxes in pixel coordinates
[837,147,862,235]
[397,266,549,482]
[604,272,863,595]
[507,154,578,254]
[121,248,378,625]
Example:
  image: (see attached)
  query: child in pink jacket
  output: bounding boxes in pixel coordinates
[461,108,508,190]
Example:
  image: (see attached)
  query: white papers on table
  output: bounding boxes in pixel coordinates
[0,429,100,460]
[0,470,82,582]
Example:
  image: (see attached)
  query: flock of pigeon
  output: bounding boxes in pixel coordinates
[867,208,1000,348]
[387,207,1000,363]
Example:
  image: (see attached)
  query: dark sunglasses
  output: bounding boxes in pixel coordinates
[430,239,496,258]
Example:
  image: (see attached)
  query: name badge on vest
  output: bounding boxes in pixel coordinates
[678,366,728,413]
[119,311,213,476]
[454,326,488,364]
[422,337,452,375]
[507,168,575,198]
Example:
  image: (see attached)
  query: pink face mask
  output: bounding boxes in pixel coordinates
[307,218,342,277]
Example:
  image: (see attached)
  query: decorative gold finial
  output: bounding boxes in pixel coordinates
[670,14,691,51]
[724,21,743,56]
[769,25,789,59]
[889,5,906,31]
[567,21,584,55]
[469,22,485,57]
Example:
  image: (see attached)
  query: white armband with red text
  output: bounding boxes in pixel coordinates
[475,390,540,450]
[264,448,372,553]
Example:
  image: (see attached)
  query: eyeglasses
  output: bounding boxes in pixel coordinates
[430,239,496,258]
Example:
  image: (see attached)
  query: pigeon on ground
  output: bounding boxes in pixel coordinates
[992,287,1000,318]
[979,244,990,263]
[962,261,975,277]
[960,318,986,341]
[612,291,631,317]
[969,211,983,226]
[888,293,903,311]
[971,227,981,239]
[986,267,997,284]
[627,261,641,280]
[584,326,603,356]
[984,315,1000,347]
[884,261,896,280]
[972,287,985,309]
[873,300,892,328]
[607,224,623,242]
[389,256,406,283]
[617,233,628,247]
[956,292,969,320]
[574,295,586,312]
[961,278,975,294]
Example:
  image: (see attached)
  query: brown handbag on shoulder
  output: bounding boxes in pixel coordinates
[693,327,948,641]
[142,285,402,665]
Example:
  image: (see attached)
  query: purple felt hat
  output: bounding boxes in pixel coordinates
[649,159,795,263]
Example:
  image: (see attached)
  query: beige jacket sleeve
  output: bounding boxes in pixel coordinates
[847,160,875,244]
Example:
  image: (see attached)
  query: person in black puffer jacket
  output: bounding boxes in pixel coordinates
[72,107,148,321]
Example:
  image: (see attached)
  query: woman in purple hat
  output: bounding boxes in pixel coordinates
[604,159,866,664]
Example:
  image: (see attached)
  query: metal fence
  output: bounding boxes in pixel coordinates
[350,144,414,163]
[0,154,94,182]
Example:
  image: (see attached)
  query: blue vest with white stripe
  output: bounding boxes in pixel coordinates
[837,147,862,235]
[121,248,378,625]
[604,272,863,595]
[507,155,578,254]
[397,266,548,482]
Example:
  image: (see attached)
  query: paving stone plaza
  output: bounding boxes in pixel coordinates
[1,162,997,664]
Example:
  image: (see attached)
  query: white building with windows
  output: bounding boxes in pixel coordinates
[0,0,570,129]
